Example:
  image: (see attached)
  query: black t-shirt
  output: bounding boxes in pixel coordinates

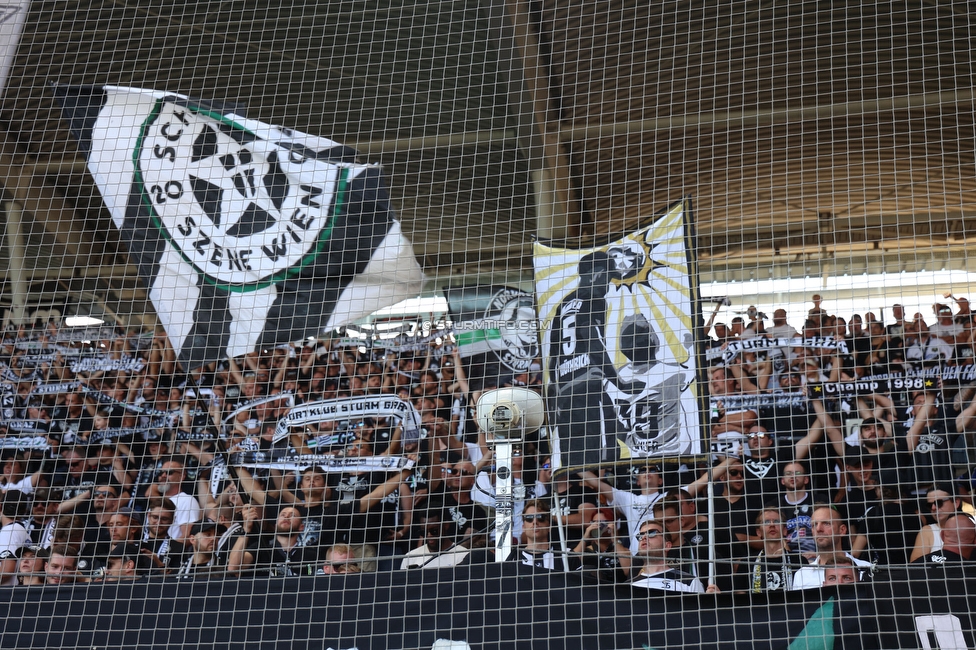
[861,500,921,566]
[740,550,804,593]
[245,534,322,576]
[442,494,490,539]
[741,453,781,505]
[778,491,825,556]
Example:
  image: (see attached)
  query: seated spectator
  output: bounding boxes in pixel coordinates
[912,514,976,565]
[43,544,81,585]
[570,508,631,582]
[515,499,560,570]
[822,559,859,586]
[631,520,710,593]
[790,506,872,590]
[102,542,151,581]
[141,497,183,571]
[175,520,226,577]
[910,485,964,562]
[745,508,803,593]
[320,544,363,575]
[16,545,44,586]
[229,504,320,577]
[400,506,470,569]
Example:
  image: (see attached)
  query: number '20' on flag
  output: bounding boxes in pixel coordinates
[533,199,707,469]
[54,85,426,369]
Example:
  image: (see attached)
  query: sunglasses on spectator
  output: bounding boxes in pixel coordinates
[929,498,953,508]
[748,432,769,439]
[636,529,664,541]
[727,470,743,477]
[541,463,551,470]
[92,491,116,498]
[523,514,549,522]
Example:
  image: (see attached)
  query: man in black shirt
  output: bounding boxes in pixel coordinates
[229,504,320,576]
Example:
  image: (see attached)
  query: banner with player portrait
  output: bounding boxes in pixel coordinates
[534,198,707,469]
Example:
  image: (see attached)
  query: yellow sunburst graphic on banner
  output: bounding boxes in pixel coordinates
[533,198,705,467]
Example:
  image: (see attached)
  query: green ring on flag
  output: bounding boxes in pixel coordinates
[132,98,348,294]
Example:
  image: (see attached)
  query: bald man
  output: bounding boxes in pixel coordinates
[913,514,976,564]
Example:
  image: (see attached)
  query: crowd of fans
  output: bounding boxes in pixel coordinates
[1,292,975,594]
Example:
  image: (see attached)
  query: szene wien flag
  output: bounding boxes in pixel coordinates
[534,199,707,469]
[56,86,425,368]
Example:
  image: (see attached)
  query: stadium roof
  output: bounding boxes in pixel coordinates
[0,0,974,327]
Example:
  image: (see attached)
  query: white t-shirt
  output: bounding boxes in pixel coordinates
[632,568,704,593]
[0,475,34,495]
[790,553,872,590]
[0,521,29,555]
[168,491,202,539]
[400,544,470,569]
[610,488,664,553]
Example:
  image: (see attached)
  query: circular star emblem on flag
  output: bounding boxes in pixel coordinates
[135,101,339,289]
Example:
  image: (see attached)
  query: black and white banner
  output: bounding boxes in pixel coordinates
[534,199,707,467]
[715,336,849,364]
[273,396,423,444]
[445,285,539,391]
[55,85,425,369]
[229,449,413,473]
[69,354,146,373]
[221,391,295,424]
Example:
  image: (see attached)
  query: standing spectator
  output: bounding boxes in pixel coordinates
[580,464,664,554]
[777,462,823,558]
[0,490,29,550]
[28,487,61,548]
[745,508,802,593]
[768,309,798,340]
[928,305,963,345]
[320,544,364,575]
[442,460,490,541]
[742,425,782,504]
[0,451,44,495]
[790,506,872,590]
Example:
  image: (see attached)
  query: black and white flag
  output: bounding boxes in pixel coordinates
[55,85,425,369]
[534,199,707,469]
